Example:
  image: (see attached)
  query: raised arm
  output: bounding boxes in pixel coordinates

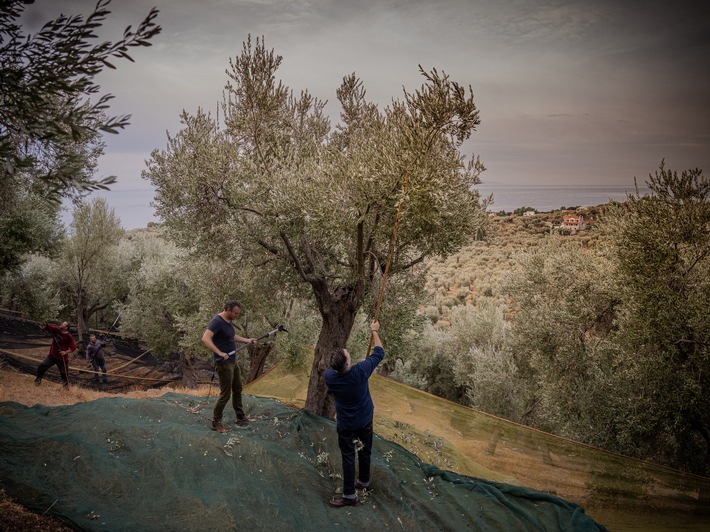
[370,320,382,349]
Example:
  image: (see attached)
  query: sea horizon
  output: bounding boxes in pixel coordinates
[476,182,651,214]
[62,183,653,230]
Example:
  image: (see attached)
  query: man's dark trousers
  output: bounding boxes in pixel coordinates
[337,422,373,497]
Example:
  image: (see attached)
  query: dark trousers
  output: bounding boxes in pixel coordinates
[37,355,69,384]
[213,362,245,421]
[337,422,373,497]
[91,359,107,382]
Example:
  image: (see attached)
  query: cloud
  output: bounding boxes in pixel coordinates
[17,0,710,194]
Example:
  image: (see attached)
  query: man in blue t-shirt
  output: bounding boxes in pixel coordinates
[325,320,384,508]
[201,300,256,433]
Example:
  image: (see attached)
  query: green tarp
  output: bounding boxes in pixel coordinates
[0,393,606,531]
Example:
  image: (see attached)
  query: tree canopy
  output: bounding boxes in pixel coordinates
[0,0,160,198]
[601,162,710,472]
[145,36,488,415]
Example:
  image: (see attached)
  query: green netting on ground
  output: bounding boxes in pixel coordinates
[0,393,606,531]
[246,366,710,530]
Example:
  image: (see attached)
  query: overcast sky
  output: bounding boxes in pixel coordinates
[22,0,710,198]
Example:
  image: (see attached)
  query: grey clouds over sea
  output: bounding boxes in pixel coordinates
[477,183,652,213]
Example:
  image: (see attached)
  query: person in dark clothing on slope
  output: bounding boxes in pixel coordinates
[201,300,257,433]
[35,321,77,387]
[86,334,108,383]
[325,320,384,508]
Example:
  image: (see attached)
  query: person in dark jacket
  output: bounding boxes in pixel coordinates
[86,334,108,383]
[35,321,77,387]
[325,320,384,508]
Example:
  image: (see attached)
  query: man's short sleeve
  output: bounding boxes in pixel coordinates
[207,316,222,334]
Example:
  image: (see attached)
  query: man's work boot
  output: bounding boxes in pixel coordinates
[211,420,227,433]
[327,496,358,508]
[355,480,371,492]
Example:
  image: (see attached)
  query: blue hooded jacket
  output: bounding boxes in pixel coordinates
[324,346,384,431]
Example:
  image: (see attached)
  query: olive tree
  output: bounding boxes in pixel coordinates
[0,253,64,321]
[504,239,622,443]
[145,36,488,416]
[57,197,125,349]
[448,300,527,421]
[601,162,710,473]
[0,0,160,196]
[117,228,315,386]
[0,190,65,273]
[118,230,193,356]
[117,230,209,385]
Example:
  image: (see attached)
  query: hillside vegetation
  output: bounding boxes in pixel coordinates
[390,166,709,479]
[421,206,602,322]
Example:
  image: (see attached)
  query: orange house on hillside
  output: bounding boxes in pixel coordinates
[562,214,585,230]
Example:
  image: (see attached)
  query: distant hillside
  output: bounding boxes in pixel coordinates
[421,206,605,321]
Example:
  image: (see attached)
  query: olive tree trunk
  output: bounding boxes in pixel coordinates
[304,283,359,418]
[245,343,273,384]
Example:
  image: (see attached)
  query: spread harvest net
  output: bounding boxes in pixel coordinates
[0,393,606,531]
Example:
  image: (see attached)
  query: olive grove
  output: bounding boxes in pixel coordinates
[405,162,709,474]
[144,36,488,416]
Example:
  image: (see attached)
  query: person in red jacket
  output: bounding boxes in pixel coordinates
[35,321,77,387]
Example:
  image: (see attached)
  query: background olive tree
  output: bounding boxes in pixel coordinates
[117,229,193,355]
[503,239,622,444]
[600,162,710,473]
[0,254,64,321]
[56,198,125,351]
[0,191,65,274]
[144,36,488,416]
[449,300,526,421]
[116,227,317,386]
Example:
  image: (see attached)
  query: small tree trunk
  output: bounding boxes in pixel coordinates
[245,343,273,384]
[75,291,89,358]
